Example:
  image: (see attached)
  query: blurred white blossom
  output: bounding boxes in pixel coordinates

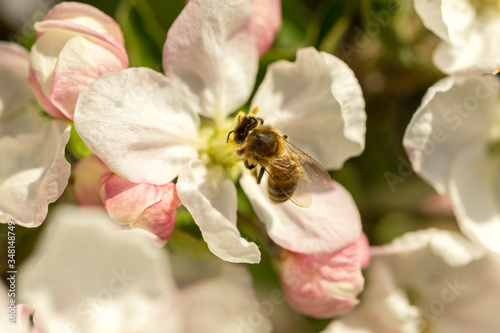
[0,41,71,227]
[403,74,500,255]
[323,229,500,333]
[414,0,500,75]
[19,205,272,333]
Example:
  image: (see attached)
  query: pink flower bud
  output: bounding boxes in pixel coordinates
[29,2,128,120]
[99,173,181,241]
[73,155,110,206]
[277,234,369,318]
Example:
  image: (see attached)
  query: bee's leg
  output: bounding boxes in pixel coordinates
[255,167,265,184]
[244,160,256,170]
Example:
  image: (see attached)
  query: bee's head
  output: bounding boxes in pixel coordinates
[227,112,262,145]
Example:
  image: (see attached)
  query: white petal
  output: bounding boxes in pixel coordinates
[0,105,40,137]
[251,47,366,169]
[176,265,273,333]
[414,0,475,45]
[0,121,71,227]
[0,42,39,136]
[371,228,485,266]
[176,160,261,263]
[433,16,500,75]
[74,67,200,185]
[30,30,80,102]
[163,0,258,120]
[240,172,361,253]
[0,41,33,119]
[448,145,500,255]
[18,205,178,333]
[403,75,500,194]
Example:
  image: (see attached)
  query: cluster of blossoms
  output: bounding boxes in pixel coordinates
[3,0,500,331]
[331,1,500,332]
[406,0,500,256]
[1,0,369,331]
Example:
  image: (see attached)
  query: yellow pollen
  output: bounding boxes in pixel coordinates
[198,116,241,182]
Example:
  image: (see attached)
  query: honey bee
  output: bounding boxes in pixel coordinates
[227,108,331,207]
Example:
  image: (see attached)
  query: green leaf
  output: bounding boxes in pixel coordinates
[166,227,214,259]
[115,0,167,70]
[67,125,93,160]
[317,0,359,53]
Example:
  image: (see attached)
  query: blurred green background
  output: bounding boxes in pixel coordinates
[0,0,459,331]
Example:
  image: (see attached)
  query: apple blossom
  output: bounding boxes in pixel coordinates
[414,0,500,75]
[277,233,369,318]
[18,205,272,333]
[0,41,71,227]
[29,1,128,120]
[403,74,500,255]
[322,229,500,333]
[74,0,366,263]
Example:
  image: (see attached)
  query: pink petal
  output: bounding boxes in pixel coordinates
[28,68,67,119]
[100,173,181,241]
[358,232,370,269]
[278,235,366,318]
[241,173,362,254]
[38,1,125,47]
[50,36,127,119]
[252,0,281,56]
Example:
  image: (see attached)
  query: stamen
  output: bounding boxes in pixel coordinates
[198,117,242,182]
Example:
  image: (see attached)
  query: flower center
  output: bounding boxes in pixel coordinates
[198,116,241,182]
[470,0,500,12]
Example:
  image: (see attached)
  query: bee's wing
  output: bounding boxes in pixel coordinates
[282,139,331,207]
[257,138,331,208]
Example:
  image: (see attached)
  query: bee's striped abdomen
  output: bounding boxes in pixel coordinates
[267,162,300,202]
